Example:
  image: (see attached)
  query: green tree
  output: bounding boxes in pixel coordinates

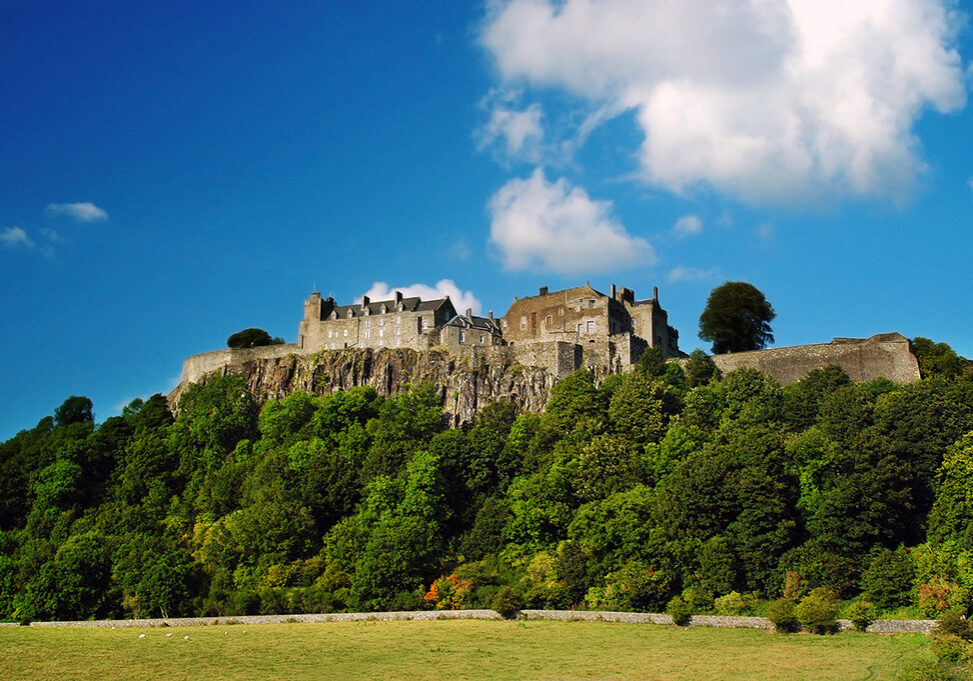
[54,396,94,427]
[912,337,968,380]
[226,328,284,348]
[698,282,775,354]
[684,349,720,387]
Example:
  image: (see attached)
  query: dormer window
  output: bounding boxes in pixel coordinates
[346,309,354,318]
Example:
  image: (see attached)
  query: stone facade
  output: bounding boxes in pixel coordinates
[500,283,680,360]
[704,332,921,385]
[298,291,457,353]
[290,283,680,379]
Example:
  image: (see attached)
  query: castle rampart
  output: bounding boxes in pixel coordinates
[703,332,920,385]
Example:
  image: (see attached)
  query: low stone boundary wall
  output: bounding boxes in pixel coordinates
[24,609,939,634]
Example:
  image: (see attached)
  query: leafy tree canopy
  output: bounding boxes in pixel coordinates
[912,337,968,380]
[226,328,285,348]
[54,396,94,427]
[698,282,775,354]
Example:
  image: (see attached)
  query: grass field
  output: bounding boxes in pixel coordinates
[0,620,929,681]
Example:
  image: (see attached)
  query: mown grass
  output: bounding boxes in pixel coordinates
[0,619,928,681]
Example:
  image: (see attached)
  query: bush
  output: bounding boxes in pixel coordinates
[766,598,798,633]
[666,596,692,626]
[934,610,973,641]
[491,586,522,619]
[844,599,875,633]
[714,591,746,616]
[794,588,838,635]
[931,634,969,663]
[897,657,966,681]
[681,586,713,613]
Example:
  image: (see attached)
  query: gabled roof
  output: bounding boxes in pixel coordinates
[328,295,455,319]
[444,314,502,335]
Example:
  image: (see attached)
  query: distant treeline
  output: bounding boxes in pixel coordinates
[1,340,972,622]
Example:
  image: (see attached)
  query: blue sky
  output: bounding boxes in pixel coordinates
[2,0,972,439]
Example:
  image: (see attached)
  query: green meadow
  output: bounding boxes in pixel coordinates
[0,620,928,681]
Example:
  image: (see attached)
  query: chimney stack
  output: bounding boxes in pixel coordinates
[466,307,472,318]
[361,295,369,308]
[539,286,549,296]
[653,286,659,301]
[610,283,617,300]
[394,291,402,304]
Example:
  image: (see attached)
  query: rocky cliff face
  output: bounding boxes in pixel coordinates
[169,347,559,426]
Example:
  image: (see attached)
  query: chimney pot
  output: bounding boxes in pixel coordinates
[539,286,549,296]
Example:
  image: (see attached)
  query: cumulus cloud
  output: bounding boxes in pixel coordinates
[488,167,655,273]
[667,266,717,283]
[360,279,482,315]
[673,214,703,238]
[477,100,545,163]
[1,226,36,248]
[46,202,109,222]
[480,0,966,203]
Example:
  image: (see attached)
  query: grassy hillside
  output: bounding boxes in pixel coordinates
[0,620,928,681]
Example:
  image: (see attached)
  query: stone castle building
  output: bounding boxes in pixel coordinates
[295,282,681,373]
[176,282,921,406]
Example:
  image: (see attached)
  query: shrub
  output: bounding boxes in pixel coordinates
[934,610,973,641]
[491,586,522,619]
[714,591,746,616]
[766,598,798,633]
[897,657,966,681]
[666,596,691,626]
[795,588,838,635]
[843,598,875,633]
[931,634,969,663]
[917,577,969,618]
[681,586,713,613]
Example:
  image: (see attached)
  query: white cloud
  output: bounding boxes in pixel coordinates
[46,202,109,222]
[673,214,703,238]
[477,101,545,163]
[667,266,717,283]
[480,0,966,203]
[0,226,36,248]
[488,167,656,273]
[360,279,482,315]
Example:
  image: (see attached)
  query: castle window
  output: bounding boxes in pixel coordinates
[520,315,527,330]
[396,326,401,335]
[480,335,485,344]
[577,323,583,335]
[343,329,348,337]
[378,318,384,326]
[396,338,402,347]
[459,331,465,344]
[364,319,370,328]
[396,316,401,324]
[587,320,595,333]
[378,329,384,338]
[589,299,595,308]
[546,315,552,327]
[364,330,370,339]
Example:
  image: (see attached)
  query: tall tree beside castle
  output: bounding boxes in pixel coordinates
[698,282,776,354]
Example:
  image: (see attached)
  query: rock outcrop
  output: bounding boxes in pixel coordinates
[170,346,559,426]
